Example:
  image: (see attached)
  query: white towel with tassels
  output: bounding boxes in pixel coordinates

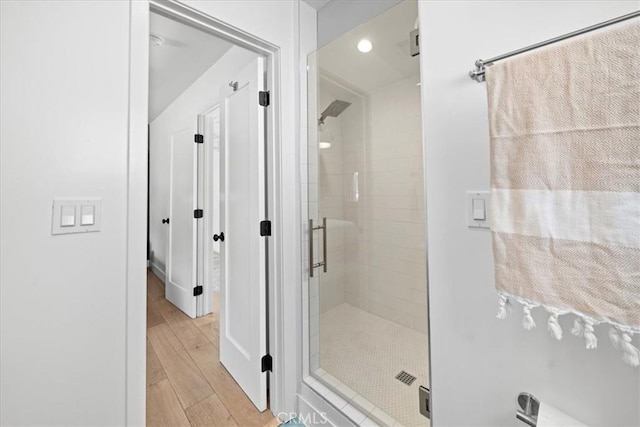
[484,19,640,366]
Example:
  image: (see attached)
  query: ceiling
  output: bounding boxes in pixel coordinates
[149,13,233,121]
[317,0,419,93]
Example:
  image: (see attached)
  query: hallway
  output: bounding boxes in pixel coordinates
[146,270,278,427]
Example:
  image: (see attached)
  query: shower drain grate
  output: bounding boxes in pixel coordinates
[395,370,417,386]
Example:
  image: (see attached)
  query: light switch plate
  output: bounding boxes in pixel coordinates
[52,198,102,235]
[467,191,490,229]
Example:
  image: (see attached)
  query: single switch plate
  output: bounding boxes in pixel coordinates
[467,191,490,229]
[52,198,102,235]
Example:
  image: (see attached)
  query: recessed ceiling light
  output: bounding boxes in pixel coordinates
[319,141,332,149]
[357,39,372,53]
[149,34,164,47]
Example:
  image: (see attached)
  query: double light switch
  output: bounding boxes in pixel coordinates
[52,198,101,235]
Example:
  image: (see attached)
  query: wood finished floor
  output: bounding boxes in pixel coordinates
[146,270,279,427]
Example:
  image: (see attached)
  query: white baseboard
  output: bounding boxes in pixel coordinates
[149,262,166,284]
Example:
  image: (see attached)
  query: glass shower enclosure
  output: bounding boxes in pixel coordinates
[306,1,430,425]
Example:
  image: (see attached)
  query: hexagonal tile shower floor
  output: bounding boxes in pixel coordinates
[317,303,429,426]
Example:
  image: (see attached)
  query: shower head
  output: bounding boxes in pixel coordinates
[318,99,352,125]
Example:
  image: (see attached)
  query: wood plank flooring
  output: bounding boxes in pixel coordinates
[146,270,278,427]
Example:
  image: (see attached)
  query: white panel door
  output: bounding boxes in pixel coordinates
[219,56,267,411]
[166,126,198,319]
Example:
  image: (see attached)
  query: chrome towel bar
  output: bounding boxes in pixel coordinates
[469,10,640,82]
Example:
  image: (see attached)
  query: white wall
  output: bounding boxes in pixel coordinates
[419,2,640,426]
[1,0,303,424]
[0,1,131,425]
[149,46,257,279]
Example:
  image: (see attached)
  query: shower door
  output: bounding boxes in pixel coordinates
[306,1,430,426]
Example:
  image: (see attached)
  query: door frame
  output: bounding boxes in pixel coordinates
[126,0,284,424]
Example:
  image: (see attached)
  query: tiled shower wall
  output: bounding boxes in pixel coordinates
[314,74,428,334]
[354,75,428,333]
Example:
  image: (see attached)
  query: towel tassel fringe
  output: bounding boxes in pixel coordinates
[496,294,512,320]
[571,318,583,337]
[610,327,640,367]
[547,310,563,340]
[583,318,597,349]
[496,295,640,367]
[621,332,640,367]
[522,303,536,330]
[609,327,621,348]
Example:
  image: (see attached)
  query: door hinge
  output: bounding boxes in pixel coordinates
[193,285,203,296]
[260,220,271,236]
[419,386,431,419]
[194,209,203,219]
[410,29,420,57]
[194,134,204,143]
[259,91,270,107]
[261,354,272,372]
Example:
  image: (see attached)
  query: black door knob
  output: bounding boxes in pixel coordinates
[162,218,170,224]
[213,232,224,242]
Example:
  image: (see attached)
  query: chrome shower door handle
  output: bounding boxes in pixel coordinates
[321,217,327,273]
[309,219,314,278]
[309,217,327,277]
